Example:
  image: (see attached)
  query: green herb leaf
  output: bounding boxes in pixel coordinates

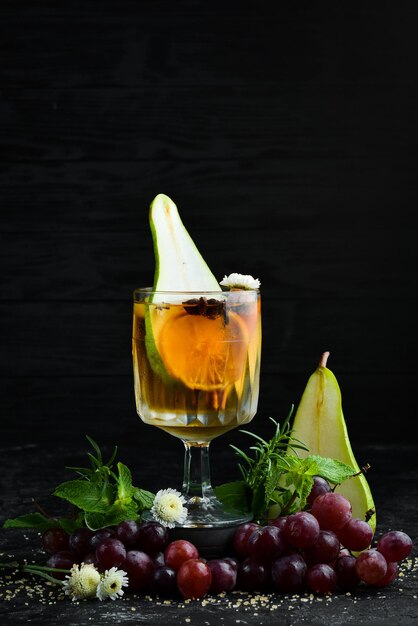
[3,513,57,531]
[133,488,155,511]
[84,501,139,531]
[53,479,112,513]
[2,512,81,533]
[58,517,84,534]
[306,455,356,484]
[116,462,134,501]
[214,481,251,514]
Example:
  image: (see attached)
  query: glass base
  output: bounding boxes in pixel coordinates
[142,500,253,558]
[183,495,253,528]
[143,496,253,529]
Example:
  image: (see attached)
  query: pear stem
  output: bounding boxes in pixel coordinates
[319,351,330,368]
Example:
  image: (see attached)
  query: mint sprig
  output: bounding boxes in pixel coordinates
[3,437,155,532]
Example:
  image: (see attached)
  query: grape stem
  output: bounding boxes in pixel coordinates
[351,463,371,478]
[280,489,299,517]
[31,497,55,520]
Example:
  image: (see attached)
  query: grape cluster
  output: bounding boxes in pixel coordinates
[231,481,413,595]
[40,478,413,599]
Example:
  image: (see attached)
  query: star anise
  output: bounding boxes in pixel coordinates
[182,297,228,323]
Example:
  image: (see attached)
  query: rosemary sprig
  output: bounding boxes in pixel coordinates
[231,406,307,488]
[216,406,357,521]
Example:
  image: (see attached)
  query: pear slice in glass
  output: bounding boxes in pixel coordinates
[149,193,221,295]
[145,193,222,383]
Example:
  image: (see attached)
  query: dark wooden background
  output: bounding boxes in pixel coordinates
[1,1,418,474]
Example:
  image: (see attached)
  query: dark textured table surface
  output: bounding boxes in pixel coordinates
[1,439,417,626]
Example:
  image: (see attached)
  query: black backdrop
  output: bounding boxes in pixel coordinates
[1,2,418,472]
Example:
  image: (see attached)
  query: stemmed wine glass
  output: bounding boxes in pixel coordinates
[132,287,261,528]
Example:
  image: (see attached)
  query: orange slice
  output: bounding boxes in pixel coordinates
[156,310,249,391]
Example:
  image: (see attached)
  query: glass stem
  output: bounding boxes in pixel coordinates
[182,442,214,503]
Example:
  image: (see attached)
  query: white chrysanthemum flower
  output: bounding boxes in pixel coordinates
[151,488,188,528]
[96,567,129,601]
[62,563,101,601]
[220,273,260,290]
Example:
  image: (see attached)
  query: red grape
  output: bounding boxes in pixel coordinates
[151,566,178,595]
[41,528,70,554]
[164,539,199,571]
[89,528,115,551]
[311,492,352,532]
[370,561,398,587]
[248,525,285,561]
[237,556,270,591]
[151,551,165,568]
[96,537,126,569]
[377,530,413,562]
[69,527,94,560]
[223,556,239,571]
[303,530,340,566]
[268,516,287,531]
[307,476,332,507]
[271,554,307,593]
[177,559,212,599]
[306,563,338,594]
[334,555,361,591]
[337,518,373,551]
[207,559,237,593]
[124,550,154,590]
[115,520,140,548]
[233,522,260,558]
[136,521,170,554]
[356,549,388,584]
[45,551,76,579]
[283,511,320,549]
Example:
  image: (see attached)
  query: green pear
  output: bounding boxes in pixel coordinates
[149,193,221,292]
[290,352,376,533]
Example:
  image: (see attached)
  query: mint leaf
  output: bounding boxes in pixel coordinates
[84,501,139,531]
[2,513,82,533]
[58,517,83,534]
[3,513,56,531]
[53,480,112,513]
[214,481,250,514]
[116,462,134,501]
[307,455,356,484]
[133,488,155,511]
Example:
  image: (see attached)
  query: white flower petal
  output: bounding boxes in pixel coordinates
[96,567,129,601]
[151,488,188,528]
[62,563,101,601]
[220,273,260,290]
